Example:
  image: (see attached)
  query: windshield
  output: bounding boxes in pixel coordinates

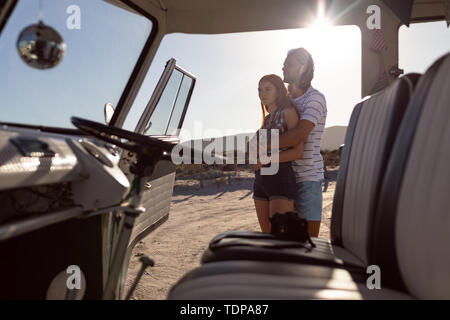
[0,0,153,128]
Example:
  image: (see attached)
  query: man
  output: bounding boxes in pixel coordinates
[278,47,327,237]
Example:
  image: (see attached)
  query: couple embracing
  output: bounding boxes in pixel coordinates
[252,47,327,237]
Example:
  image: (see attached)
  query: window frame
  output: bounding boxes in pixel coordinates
[134,58,196,136]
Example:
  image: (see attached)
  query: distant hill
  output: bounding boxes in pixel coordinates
[179,132,254,163]
[321,126,347,151]
[182,126,347,161]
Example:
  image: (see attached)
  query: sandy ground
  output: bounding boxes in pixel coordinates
[124,175,336,300]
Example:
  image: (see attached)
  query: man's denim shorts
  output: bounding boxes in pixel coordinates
[295,180,323,221]
[253,162,297,202]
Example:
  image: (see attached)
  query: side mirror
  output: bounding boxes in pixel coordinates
[143,121,152,135]
[104,103,115,124]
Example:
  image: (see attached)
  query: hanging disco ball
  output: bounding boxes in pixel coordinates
[16,21,66,70]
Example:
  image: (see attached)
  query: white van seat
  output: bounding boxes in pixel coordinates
[371,53,450,297]
[169,261,411,299]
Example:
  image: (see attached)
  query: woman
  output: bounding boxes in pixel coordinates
[252,74,304,233]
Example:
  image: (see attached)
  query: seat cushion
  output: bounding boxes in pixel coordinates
[202,231,365,270]
[168,261,412,300]
[338,74,420,263]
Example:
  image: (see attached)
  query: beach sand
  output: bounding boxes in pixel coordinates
[124,176,336,300]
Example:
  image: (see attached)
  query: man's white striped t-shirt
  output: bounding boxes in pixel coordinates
[291,86,327,183]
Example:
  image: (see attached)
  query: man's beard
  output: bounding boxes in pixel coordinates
[283,75,294,84]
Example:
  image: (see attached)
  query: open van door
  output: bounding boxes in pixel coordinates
[118,58,195,296]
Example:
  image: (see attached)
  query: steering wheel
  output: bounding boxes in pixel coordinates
[71,117,176,161]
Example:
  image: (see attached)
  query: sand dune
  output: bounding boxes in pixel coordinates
[125,176,336,300]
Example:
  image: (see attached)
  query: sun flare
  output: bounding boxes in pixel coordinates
[307,17,333,54]
[311,17,331,30]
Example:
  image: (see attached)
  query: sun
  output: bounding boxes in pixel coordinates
[312,18,331,30]
[307,17,333,54]
[311,0,331,29]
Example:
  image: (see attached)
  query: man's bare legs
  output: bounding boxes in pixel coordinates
[307,220,321,237]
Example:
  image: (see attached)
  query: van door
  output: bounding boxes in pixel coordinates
[116,58,195,297]
[126,58,195,247]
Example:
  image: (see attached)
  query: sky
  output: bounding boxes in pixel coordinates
[122,25,362,140]
[0,0,151,126]
[1,1,450,142]
[123,20,450,141]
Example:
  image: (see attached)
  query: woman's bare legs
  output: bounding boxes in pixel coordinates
[269,199,295,218]
[254,199,270,233]
[256,199,296,233]
[270,199,320,236]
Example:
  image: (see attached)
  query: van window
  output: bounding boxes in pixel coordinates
[399,21,450,73]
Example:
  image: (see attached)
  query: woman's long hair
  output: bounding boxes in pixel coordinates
[259,74,291,128]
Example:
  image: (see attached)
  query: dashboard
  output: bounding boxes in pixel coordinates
[0,125,131,236]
